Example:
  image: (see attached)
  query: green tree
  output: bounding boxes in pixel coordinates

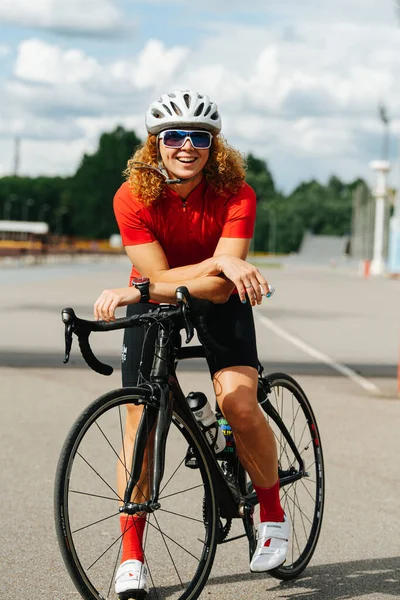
[67,126,142,238]
[0,175,69,228]
[245,154,280,252]
[245,154,276,204]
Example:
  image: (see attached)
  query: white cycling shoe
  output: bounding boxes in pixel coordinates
[115,559,149,599]
[250,515,290,572]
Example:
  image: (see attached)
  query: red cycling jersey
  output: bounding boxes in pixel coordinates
[113,178,257,282]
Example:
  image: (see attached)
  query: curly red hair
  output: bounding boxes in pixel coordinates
[124,134,247,205]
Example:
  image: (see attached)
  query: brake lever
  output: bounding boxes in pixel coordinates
[175,286,194,344]
[61,307,76,363]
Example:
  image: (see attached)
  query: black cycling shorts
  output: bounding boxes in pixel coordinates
[121,294,259,387]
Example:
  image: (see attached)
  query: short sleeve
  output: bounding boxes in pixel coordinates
[220,183,257,238]
[113,183,156,246]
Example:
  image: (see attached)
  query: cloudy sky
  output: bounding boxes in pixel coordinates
[0,0,399,192]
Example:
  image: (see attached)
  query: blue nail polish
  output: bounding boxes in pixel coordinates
[242,298,247,304]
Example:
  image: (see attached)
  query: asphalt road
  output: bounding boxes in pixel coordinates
[1,258,399,600]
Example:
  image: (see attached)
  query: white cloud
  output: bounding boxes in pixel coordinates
[111,39,189,90]
[0,0,123,33]
[2,2,400,190]
[15,39,101,85]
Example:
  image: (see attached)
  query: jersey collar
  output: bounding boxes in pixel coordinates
[165,177,207,204]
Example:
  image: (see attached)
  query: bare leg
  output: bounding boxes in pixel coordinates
[213,366,278,487]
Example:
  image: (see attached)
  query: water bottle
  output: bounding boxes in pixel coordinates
[187,392,226,454]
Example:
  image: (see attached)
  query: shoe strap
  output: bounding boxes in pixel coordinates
[117,560,147,578]
[257,521,288,541]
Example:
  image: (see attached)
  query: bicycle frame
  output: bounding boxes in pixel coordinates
[120,319,306,523]
[120,320,241,520]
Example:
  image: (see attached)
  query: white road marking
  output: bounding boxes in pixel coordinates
[257,314,382,395]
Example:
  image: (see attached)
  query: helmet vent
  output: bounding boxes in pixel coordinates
[170,101,183,116]
[162,103,172,116]
[194,102,204,117]
[146,90,221,135]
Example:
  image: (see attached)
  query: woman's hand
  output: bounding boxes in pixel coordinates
[214,254,271,306]
[94,287,141,322]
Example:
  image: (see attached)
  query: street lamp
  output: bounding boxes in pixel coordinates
[378,104,390,161]
[369,160,391,275]
[368,104,392,276]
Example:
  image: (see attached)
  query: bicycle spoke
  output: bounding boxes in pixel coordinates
[77,452,122,502]
[284,487,314,527]
[59,398,218,600]
[160,483,204,501]
[95,420,131,479]
[70,489,120,502]
[159,455,186,496]
[294,486,308,539]
[146,516,202,562]
[118,404,129,485]
[293,421,308,457]
[87,530,125,571]
[158,507,204,524]
[73,511,120,534]
[141,518,161,600]
[151,512,185,590]
[107,526,123,599]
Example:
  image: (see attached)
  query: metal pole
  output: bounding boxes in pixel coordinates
[13,137,20,176]
[369,160,391,275]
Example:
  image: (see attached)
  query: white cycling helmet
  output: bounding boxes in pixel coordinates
[146,90,222,135]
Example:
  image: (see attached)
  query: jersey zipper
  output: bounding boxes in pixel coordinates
[182,198,187,212]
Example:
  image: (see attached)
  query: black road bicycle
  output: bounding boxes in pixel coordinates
[54,287,325,600]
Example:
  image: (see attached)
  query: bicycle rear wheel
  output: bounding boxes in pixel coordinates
[54,387,218,600]
[254,372,325,580]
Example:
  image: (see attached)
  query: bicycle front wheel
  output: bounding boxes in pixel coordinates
[54,387,219,600]
[255,373,325,580]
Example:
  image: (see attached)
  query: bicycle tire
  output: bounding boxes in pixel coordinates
[54,387,219,600]
[254,372,325,580]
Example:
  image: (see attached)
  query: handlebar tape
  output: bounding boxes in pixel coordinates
[78,333,114,376]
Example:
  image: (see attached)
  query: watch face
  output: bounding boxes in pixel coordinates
[133,277,150,284]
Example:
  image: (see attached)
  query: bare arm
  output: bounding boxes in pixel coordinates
[94,276,234,321]
[124,237,251,283]
[125,243,220,281]
[94,237,271,320]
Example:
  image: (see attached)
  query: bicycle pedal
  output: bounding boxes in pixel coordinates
[184,446,199,469]
[119,591,148,600]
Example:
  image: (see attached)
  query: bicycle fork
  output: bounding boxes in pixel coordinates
[120,386,173,516]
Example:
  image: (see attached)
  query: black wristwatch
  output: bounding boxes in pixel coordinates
[131,276,150,303]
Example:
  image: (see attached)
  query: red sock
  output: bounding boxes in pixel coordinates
[253,480,284,523]
[120,514,146,563]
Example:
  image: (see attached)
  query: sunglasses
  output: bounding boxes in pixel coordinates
[159,129,212,150]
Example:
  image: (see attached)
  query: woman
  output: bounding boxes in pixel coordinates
[94,89,289,598]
